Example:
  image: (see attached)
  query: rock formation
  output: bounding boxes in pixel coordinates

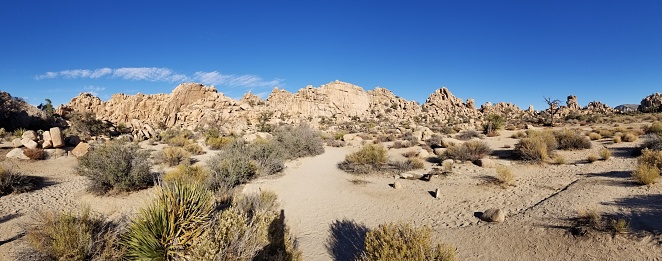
[639,93,662,112]
[0,92,50,131]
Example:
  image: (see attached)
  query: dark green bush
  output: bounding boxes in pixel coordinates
[207,140,258,190]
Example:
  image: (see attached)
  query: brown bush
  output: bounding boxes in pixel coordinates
[24,148,46,160]
[358,222,456,261]
[440,140,491,162]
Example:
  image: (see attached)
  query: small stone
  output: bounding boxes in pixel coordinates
[71,142,90,157]
[434,188,441,199]
[393,181,402,189]
[481,208,505,223]
[474,158,496,168]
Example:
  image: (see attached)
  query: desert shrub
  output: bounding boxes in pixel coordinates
[588,132,602,140]
[553,155,566,165]
[65,112,108,138]
[207,140,258,190]
[166,135,190,147]
[358,222,456,261]
[163,164,209,184]
[645,121,662,136]
[554,129,592,150]
[510,131,526,139]
[515,130,557,162]
[206,136,235,150]
[390,158,425,173]
[391,140,412,149]
[613,136,622,143]
[249,139,286,176]
[328,140,346,147]
[0,166,37,196]
[158,146,192,167]
[631,163,659,185]
[184,143,205,155]
[204,128,220,141]
[23,148,46,160]
[427,134,444,148]
[456,130,481,140]
[642,134,662,151]
[338,144,388,174]
[440,140,491,162]
[402,150,419,158]
[611,218,629,234]
[622,133,638,142]
[599,148,611,160]
[13,127,26,138]
[598,129,614,138]
[159,128,194,143]
[123,181,215,260]
[26,207,123,261]
[77,141,153,195]
[402,131,420,145]
[496,166,515,187]
[587,154,599,163]
[577,208,602,229]
[483,114,505,136]
[273,124,324,159]
[638,148,662,170]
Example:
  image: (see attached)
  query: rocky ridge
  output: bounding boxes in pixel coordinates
[58,80,620,136]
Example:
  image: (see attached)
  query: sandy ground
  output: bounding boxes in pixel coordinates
[0,131,660,260]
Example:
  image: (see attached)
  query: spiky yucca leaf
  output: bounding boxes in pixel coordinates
[123,181,214,260]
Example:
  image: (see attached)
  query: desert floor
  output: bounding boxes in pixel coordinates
[1,129,661,260]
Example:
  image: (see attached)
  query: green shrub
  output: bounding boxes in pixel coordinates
[77,141,153,195]
[273,124,324,159]
[159,146,192,167]
[123,181,215,260]
[554,129,592,150]
[358,222,456,261]
[483,114,505,136]
[207,140,258,190]
[26,207,123,261]
[440,140,491,162]
[13,127,26,138]
[249,139,286,176]
[338,144,388,174]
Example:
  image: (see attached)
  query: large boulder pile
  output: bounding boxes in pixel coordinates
[639,92,662,112]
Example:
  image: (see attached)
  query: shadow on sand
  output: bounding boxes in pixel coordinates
[325,219,369,261]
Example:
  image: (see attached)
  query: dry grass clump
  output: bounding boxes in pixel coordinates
[495,166,515,187]
[25,207,123,261]
[631,149,662,185]
[577,208,602,229]
[554,129,592,150]
[622,132,639,142]
[162,164,209,184]
[440,140,491,162]
[587,154,599,163]
[0,166,38,196]
[427,134,444,148]
[515,130,557,162]
[158,146,192,167]
[358,222,456,261]
[206,136,235,150]
[598,129,614,138]
[510,131,526,139]
[588,132,602,140]
[338,144,388,174]
[599,148,611,160]
[613,136,622,143]
[391,140,413,149]
[24,148,46,160]
[402,150,419,158]
[645,121,662,136]
[77,141,152,195]
[456,130,482,140]
[159,128,194,146]
[391,158,425,173]
[184,143,205,155]
[553,155,566,165]
[611,218,629,234]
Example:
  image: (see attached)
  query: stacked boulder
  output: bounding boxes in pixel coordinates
[6,127,89,159]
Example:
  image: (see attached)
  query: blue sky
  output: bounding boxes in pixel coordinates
[1,1,661,110]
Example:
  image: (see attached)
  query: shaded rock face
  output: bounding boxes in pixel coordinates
[0,92,50,131]
[567,96,580,110]
[639,93,662,112]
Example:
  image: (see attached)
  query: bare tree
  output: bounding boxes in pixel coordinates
[544,96,561,126]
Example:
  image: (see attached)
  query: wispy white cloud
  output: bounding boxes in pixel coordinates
[35,67,282,88]
[83,85,106,96]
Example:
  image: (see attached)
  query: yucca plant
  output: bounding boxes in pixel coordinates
[123,181,215,260]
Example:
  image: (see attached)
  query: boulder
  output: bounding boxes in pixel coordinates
[22,130,38,141]
[65,135,81,146]
[42,130,51,142]
[417,149,430,159]
[12,138,23,148]
[71,142,90,157]
[256,132,273,140]
[45,148,66,158]
[21,138,38,149]
[50,127,65,148]
[480,208,505,223]
[433,148,445,156]
[42,140,53,149]
[343,133,357,142]
[243,133,258,142]
[393,181,402,189]
[441,138,462,147]
[6,148,28,159]
[399,171,425,180]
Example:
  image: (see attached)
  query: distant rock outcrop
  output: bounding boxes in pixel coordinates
[639,93,662,112]
[0,91,50,131]
[615,104,638,113]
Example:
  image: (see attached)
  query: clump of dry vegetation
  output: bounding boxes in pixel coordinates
[631,149,662,185]
[338,144,388,174]
[24,148,46,160]
[157,146,192,167]
[554,129,592,150]
[483,114,505,137]
[495,166,515,187]
[273,124,324,159]
[440,140,491,162]
[358,222,456,261]
[599,148,611,160]
[0,166,38,196]
[588,132,602,140]
[515,130,557,162]
[587,154,599,163]
[456,130,482,141]
[183,142,205,155]
[162,164,209,184]
[77,141,153,195]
